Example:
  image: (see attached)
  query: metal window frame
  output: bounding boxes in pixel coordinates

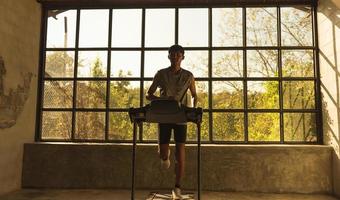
[36,3,321,144]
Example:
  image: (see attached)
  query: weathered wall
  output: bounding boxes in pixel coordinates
[0,0,40,195]
[22,143,332,194]
[318,0,340,198]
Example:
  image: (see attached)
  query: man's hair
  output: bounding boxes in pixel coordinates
[168,44,184,55]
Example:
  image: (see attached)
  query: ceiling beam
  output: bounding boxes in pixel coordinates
[37,0,318,8]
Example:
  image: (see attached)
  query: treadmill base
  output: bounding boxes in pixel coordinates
[146,191,195,200]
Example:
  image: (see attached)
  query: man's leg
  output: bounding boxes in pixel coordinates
[158,124,172,169]
[172,124,186,198]
[159,143,170,160]
[173,124,187,188]
[175,143,185,187]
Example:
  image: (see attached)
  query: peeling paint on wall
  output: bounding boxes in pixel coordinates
[0,56,33,129]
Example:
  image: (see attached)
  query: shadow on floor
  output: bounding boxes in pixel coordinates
[0,189,338,200]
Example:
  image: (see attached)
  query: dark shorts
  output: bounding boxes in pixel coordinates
[158,123,187,144]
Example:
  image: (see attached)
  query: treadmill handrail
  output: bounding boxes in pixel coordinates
[128,99,202,124]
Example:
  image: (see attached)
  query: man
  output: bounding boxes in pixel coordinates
[146,44,198,198]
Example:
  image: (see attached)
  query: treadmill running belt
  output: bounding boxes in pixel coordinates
[146,191,194,200]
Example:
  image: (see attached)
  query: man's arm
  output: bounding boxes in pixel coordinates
[146,83,174,101]
[189,76,198,107]
[146,72,167,101]
[146,81,160,101]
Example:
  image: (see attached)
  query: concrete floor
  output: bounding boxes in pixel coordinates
[0,189,339,200]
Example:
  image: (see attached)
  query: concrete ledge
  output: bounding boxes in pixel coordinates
[22,143,332,194]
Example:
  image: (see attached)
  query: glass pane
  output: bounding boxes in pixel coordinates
[187,113,209,141]
[43,81,73,108]
[79,9,109,47]
[145,9,175,47]
[75,112,105,140]
[282,50,314,77]
[143,123,158,141]
[247,50,278,77]
[112,9,142,47]
[111,51,141,77]
[196,81,209,109]
[144,51,169,77]
[212,81,243,109]
[42,111,72,139]
[248,113,280,141]
[77,51,107,77]
[212,8,242,47]
[76,81,106,108]
[182,51,208,78]
[179,8,208,47]
[248,81,279,109]
[212,50,243,77]
[45,51,74,78]
[110,81,140,108]
[283,81,315,109]
[47,10,76,48]
[281,7,313,46]
[247,8,277,46]
[284,113,316,142]
[109,112,133,140]
[213,112,244,141]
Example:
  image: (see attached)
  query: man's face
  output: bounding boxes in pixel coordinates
[168,51,184,65]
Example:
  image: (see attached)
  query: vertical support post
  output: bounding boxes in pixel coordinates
[197,121,201,200]
[131,122,138,200]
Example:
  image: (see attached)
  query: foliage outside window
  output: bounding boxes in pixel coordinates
[40,6,319,143]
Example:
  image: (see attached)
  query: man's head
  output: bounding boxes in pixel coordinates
[168,44,184,55]
[168,45,185,66]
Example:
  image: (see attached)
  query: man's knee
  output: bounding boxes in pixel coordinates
[175,143,185,159]
[159,145,170,160]
[176,143,185,150]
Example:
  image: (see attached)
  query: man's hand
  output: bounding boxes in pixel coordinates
[146,94,175,101]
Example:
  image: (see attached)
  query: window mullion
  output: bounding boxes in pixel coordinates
[140,8,146,142]
[105,9,113,141]
[208,7,213,142]
[243,6,248,143]
[71,9,81,141]
[175,8,178,44]
[277,6,284,144]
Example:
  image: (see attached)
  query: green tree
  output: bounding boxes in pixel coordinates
[209,7,315,142]
[42,51,74,139]
[109,70,139,140]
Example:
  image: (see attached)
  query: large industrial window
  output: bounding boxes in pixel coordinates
[38,6,320,143]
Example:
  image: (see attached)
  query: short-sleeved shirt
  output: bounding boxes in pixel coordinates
[153,66,194,107]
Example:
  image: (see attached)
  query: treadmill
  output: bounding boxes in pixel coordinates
[128,99,203,200]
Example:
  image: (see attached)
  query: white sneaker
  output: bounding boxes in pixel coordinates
[160,149,170,169]
[172,187,183,200]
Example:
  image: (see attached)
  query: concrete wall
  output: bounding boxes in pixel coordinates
[318,0,340,198]
[22,143,332,194]
[0,0,40,195]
